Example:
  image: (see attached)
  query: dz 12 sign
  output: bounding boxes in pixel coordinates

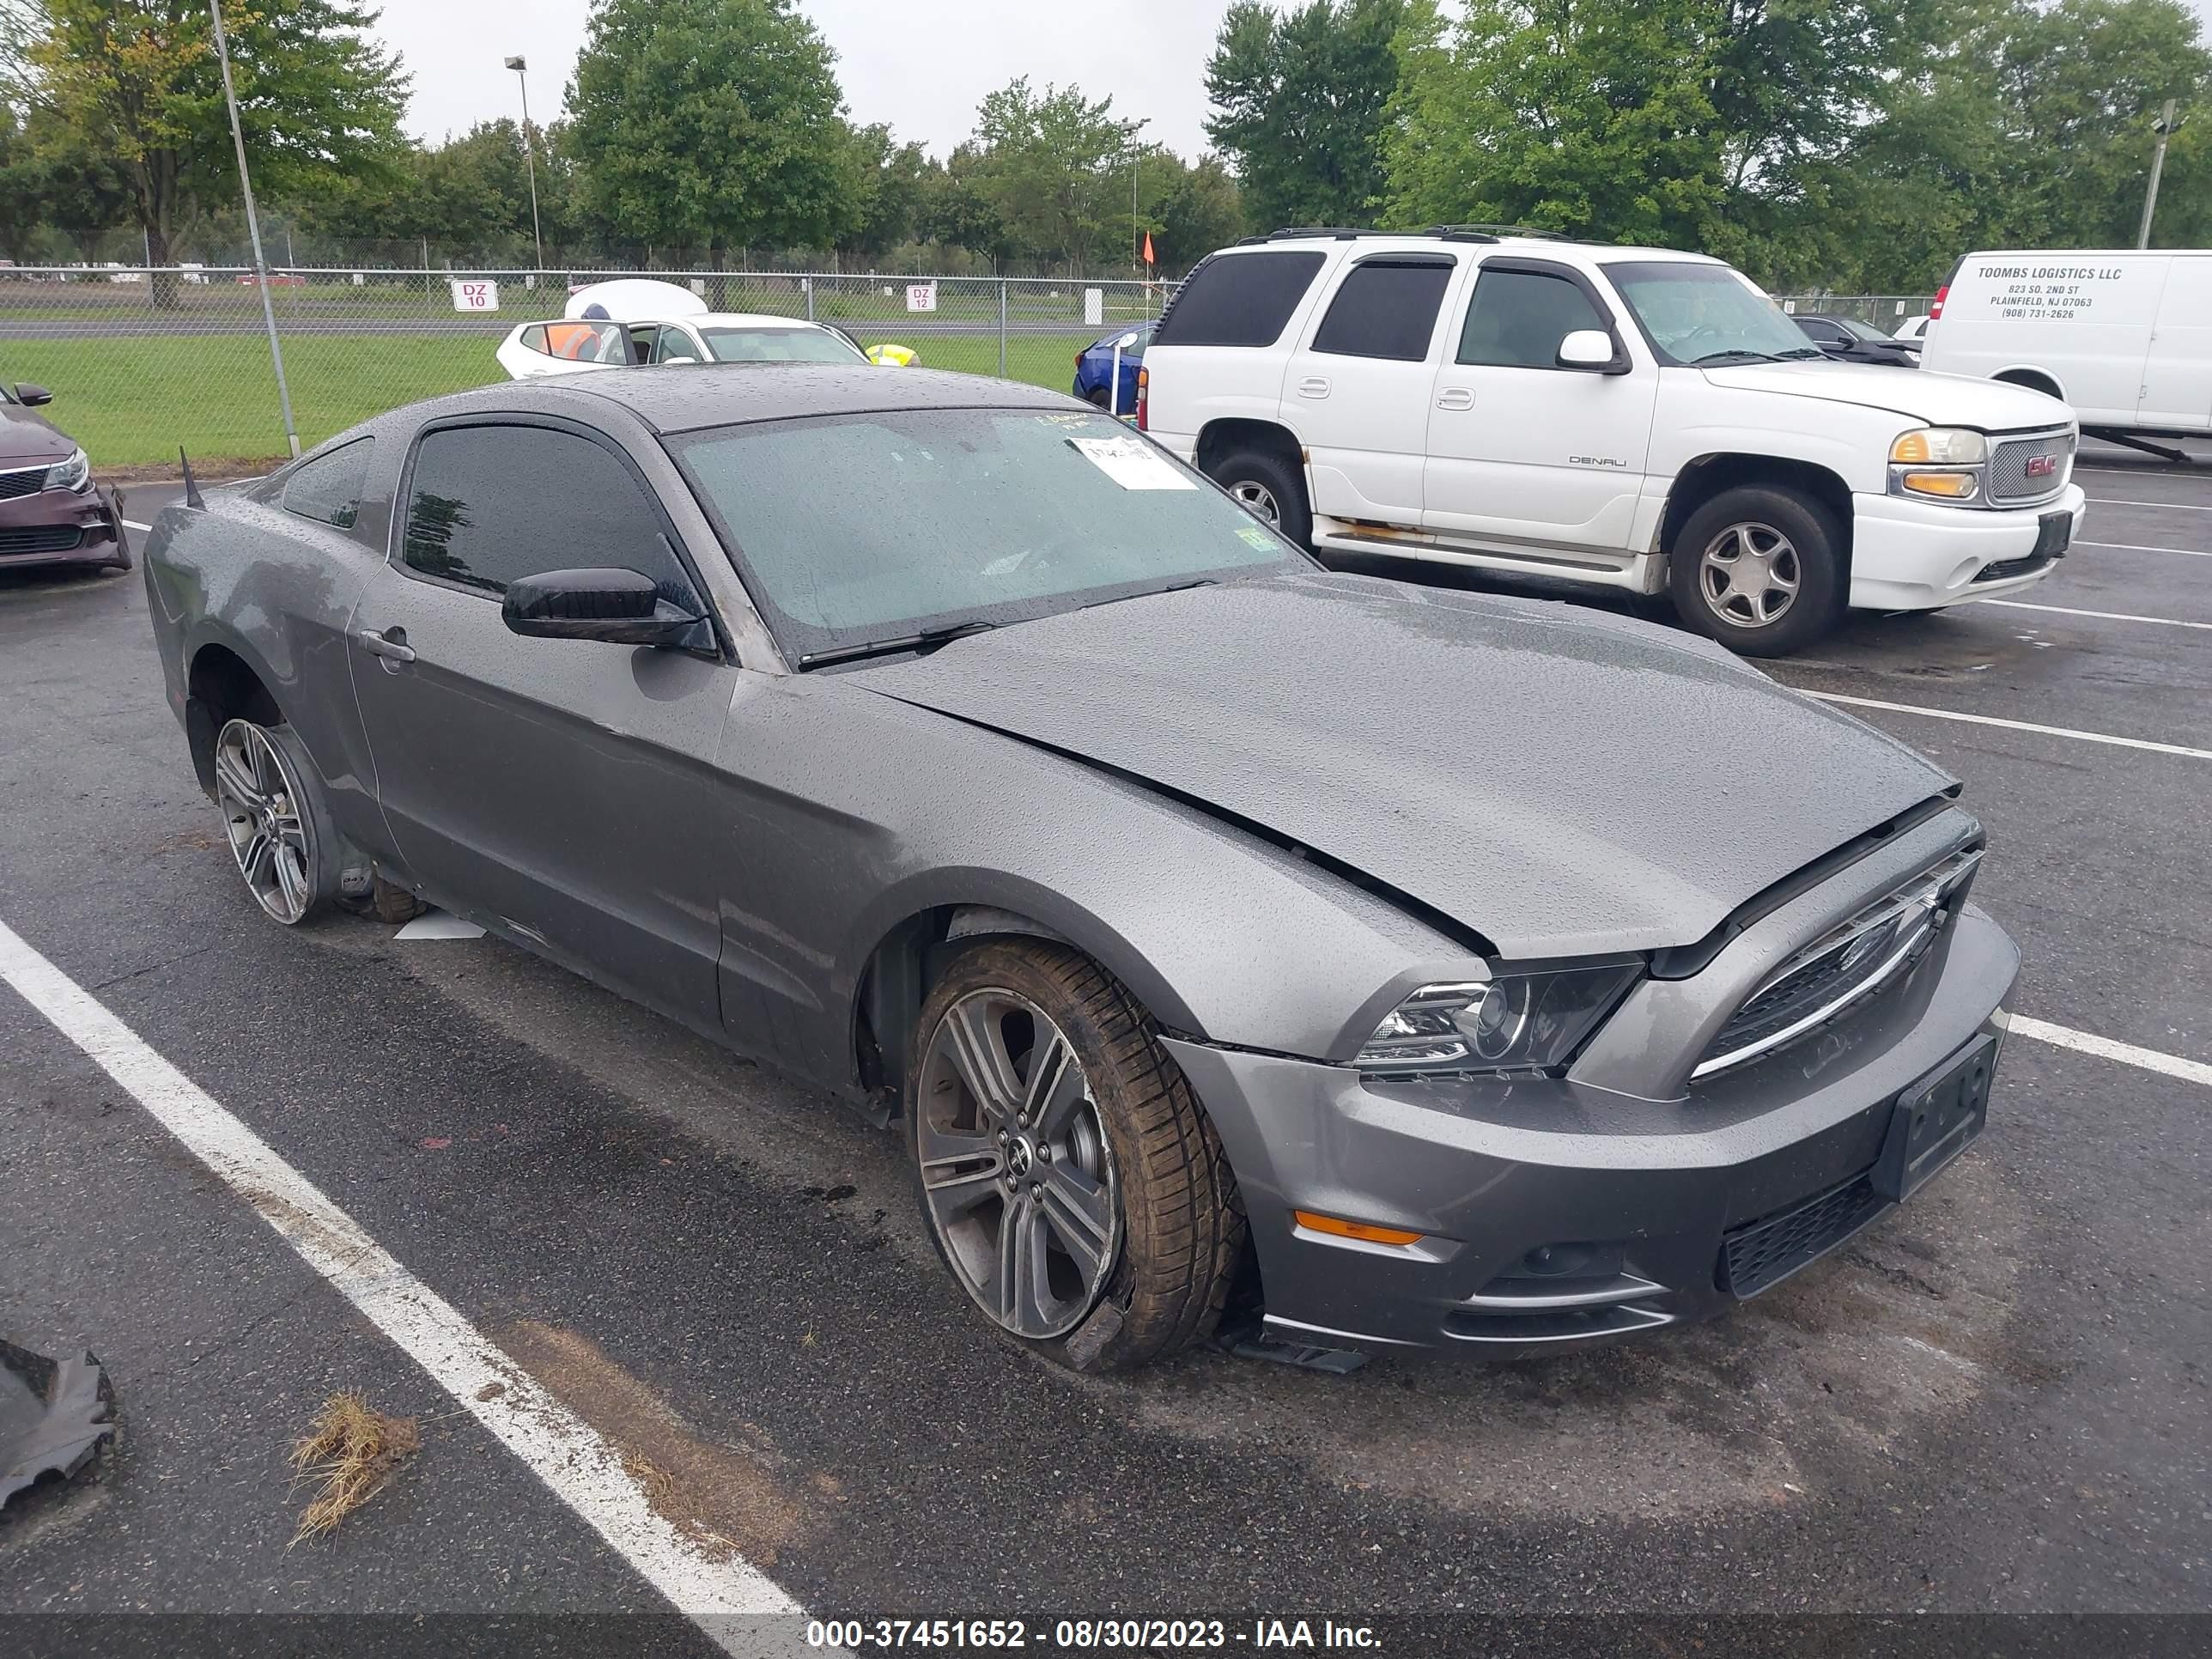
[906,283,939,313]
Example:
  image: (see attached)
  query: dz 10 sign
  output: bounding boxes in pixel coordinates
[449,279,500,313]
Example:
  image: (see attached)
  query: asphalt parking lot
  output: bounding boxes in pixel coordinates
[3,441,2209,1652]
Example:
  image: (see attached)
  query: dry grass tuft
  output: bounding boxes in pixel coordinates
[288,1392,420,1544]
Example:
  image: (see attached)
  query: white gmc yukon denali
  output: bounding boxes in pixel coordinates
[1138,230,2088,654]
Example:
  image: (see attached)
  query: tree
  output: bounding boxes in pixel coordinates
[1206,0,1406,231]
[11,0,409,291]
[1383,0,1729,245]
[962,78,1139,270]
[308,119,546,258]
[566,0,852,256]
[1145,152,1245,272]
[833,121,930,263]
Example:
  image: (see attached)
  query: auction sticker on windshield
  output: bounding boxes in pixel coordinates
[1068,436,1195,490]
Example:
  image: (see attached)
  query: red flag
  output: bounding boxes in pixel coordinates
[1141,230,1156,267]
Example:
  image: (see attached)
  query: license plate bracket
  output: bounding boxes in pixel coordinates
[2033,512,2072,560]
[1873,1033,1997,1202]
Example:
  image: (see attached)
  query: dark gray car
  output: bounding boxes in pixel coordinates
[142,368,2019,1370]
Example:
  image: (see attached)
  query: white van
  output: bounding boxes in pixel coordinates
[1920,250,2211,448]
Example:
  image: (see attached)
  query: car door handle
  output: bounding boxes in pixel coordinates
[354,627,416,664]
[1436,386,1475,410]
[1296,376,1330,399]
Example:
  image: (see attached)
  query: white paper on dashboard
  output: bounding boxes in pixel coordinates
[1067,436,1196,490]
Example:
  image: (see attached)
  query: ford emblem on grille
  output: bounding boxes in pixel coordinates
[2025,454,2057,477]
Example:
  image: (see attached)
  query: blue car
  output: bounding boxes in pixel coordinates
[1072,321,1156,414]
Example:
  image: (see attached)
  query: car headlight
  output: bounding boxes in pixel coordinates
[1890,428,1987,465]
[1355,963,1641,1076]
[1888,428,1987,503]
[47,447,90,493]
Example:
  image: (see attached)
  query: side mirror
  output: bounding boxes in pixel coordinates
[501,567,711,651]
[1556,331,1625,374]
[15,382,53,406]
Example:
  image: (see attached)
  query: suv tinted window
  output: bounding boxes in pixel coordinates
[1152,251,1324,348]
[1457,269,1608,368]
[1311,258,1455,361]
[282,438,373,530]
[400,424,697,604]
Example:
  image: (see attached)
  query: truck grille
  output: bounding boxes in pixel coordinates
[1986,429,2074,506]
[0,465,53,501]
[1693,845,1983,1079]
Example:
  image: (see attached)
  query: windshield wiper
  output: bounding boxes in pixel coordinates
[1776,346,1831,360]
[1080,578,1219,613]
[796,618,998,669]
[1691,349,1785,366]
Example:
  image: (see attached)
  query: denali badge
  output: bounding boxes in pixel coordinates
[2025,454,2057,478]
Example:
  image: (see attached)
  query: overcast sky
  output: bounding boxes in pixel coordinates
[386,0,1241,159]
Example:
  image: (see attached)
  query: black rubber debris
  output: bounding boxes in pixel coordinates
[1,1337,116,1508]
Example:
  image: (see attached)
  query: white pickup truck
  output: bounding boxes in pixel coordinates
[1138,231,2087,654]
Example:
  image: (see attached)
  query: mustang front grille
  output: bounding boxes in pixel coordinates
[1693,845,1984,1079]
[1719,1170,1887,1297]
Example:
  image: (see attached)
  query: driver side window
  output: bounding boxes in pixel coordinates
[399,423,706,611]
[655,327,704,365]
[1458,270,1607,369]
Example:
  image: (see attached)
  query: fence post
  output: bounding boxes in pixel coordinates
[805,276,816,323]
[998,280,1008,378]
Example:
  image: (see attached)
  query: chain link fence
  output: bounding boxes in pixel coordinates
[0,265,1936,474]
[0,266,1170,471]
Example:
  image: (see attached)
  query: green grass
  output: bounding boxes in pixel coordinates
[14,327,1106,470]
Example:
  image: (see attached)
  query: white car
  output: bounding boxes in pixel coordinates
[1919,249,2211,456]
[495,278,907,380]
[1139,232,2087,654]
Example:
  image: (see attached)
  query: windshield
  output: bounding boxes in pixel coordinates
[673,407,1305,662]
[700,326,867,365]
[1605,261,1821,365]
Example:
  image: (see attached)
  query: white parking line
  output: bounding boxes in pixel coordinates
[1981,599,2212,630]
[2008,1014,2212,1087]
[122,519,154,532]
[1803,690,2212,761]
[2086,496,2212,512]
[0,916,811,1656]
[2075,540,2209,556]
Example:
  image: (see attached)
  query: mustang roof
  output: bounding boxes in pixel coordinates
[418,365,1085,435]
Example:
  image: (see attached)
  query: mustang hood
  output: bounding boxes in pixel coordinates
[854,574,1955,958]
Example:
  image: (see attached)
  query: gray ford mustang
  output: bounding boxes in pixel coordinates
[143,367,2019,1370]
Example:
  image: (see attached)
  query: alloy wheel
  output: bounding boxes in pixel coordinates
[214,720,315,925]
[1229,480,1280,526]
[1698,521,1802,628]
[915,988,1121,1340]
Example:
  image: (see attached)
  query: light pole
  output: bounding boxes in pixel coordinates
[1130,118,1148,278]
[2137,98,2180,250]
[506,55,545,271]
[209,0,299,458]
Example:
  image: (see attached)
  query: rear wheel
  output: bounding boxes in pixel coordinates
[1207,446,1311,549]
[904,939,1243,1371]
[1669,485,1844,657]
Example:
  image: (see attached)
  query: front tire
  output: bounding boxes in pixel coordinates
[211,718,338,926]
[1207,446,1312,549]
[904,939,1244,1371]
[1669,485,1844,657]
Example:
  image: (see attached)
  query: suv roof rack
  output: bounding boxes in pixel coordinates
[1235,223,1578,247]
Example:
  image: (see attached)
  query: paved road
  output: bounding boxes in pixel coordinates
[4,446,2209,1650]
[0,317,1110,341]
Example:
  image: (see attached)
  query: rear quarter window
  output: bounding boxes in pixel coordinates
[1312,257,1455,361]
[1152,251,1326,348]
[281,438,374,531]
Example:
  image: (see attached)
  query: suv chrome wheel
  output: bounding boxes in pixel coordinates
[1229,479,1281,526]
[1698,521,1802,628]
[915,987,1121,1340]
[214,720,317,925]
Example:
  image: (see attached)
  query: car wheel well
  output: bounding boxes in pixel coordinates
[1662,454,1853,574]
[185,643,281,797]
[1994,368,2064,401]
[1194,418,1302,480]
[853,905,1078,1101]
